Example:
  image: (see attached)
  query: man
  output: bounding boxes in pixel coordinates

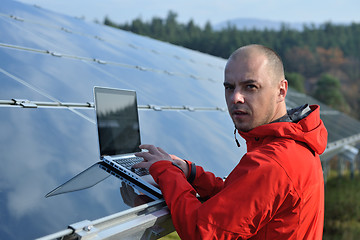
[133,44,328,239]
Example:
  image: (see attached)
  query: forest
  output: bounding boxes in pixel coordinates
[104,12,360,119]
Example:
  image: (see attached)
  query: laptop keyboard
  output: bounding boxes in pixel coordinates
[114,157,149,176]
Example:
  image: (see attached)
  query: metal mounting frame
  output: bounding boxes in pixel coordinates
[36,199,174,240]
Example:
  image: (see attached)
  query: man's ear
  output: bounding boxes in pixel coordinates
[278,79,288,102]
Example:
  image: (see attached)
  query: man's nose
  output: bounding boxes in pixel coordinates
[232,89,245,104]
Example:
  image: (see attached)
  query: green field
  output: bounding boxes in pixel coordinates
[159,231,180,239]
[323,173,360,240]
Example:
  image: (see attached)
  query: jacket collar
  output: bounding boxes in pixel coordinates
[271,104,312,123]
[238,105,328,155]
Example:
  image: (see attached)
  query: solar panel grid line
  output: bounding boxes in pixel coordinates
[0,11,225,72]
[0,42,49,54]
[0,67,60,103]
[1,48,359,143]
[0,12,103,43]
[320,110,340,115]
[68,108,96,124]
[325,134,360,152]
[0,42,220,82]
[0,99,14,105]
[0,99,228,113]
[0,12,63,29]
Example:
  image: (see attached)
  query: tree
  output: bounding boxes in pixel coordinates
[316,47,346,72]
[165,11,179,43]
[103,14,360,118]
[284,46,318,77]
[312,74,350,113]
[286,72,306,93]
[150,17,165,38]
[130,18,146,35]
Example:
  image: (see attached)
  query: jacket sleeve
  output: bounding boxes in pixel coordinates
[187,161,225,199]
[149,155,295,240]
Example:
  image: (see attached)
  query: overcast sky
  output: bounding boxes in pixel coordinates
[17,0,360,27]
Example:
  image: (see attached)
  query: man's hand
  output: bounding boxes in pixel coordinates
[171,154,189,177]
[133,144,189,176]
[133,144,172,169]
[120,182,153,207]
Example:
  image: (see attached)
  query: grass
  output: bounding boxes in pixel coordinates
[159,231,180,239]
[323,172,360,240]
[160,173,360,240]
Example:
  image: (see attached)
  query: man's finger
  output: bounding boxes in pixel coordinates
[132,161,151,169]
[157,147,168,155]
[170,154,182,161]
[120,182,130,199]
[139,144,158,154]
[134,151,149,159]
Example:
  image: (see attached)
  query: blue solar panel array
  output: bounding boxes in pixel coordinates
[1,0,360,239]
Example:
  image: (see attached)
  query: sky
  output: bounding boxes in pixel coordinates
[16,0,360,27]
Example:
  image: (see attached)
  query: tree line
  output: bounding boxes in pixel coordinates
[104,12,360,119]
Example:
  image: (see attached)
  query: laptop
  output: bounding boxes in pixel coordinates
[45,87,162,200]
[94,87,162,199]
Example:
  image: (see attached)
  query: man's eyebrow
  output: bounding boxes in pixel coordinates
[223,79,258,86]
[223,81,234,87]
[241,79,257,84]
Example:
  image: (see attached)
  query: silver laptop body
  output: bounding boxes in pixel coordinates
[94,87,162,198]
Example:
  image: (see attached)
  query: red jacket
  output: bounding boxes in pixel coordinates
[150,105,328,239]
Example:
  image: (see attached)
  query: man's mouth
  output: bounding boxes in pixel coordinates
[232,109,248,116]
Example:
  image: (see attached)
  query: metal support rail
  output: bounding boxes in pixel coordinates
[36,199,174,240]
[320,134,360,162]
[0,12,224,72]
[0,42,221,82]
[0,99,227,112]
[322,133,360,159]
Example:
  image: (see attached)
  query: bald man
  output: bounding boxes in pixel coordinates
[134,44,328,239]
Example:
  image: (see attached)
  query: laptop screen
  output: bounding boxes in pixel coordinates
[94,87,141,156]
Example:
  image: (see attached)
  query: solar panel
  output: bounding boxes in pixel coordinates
[1,0,360,239]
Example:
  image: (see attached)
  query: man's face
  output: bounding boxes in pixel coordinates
[224,53,281,132]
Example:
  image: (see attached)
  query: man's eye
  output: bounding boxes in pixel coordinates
[224,84,234,90]
[246,84,257,90]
